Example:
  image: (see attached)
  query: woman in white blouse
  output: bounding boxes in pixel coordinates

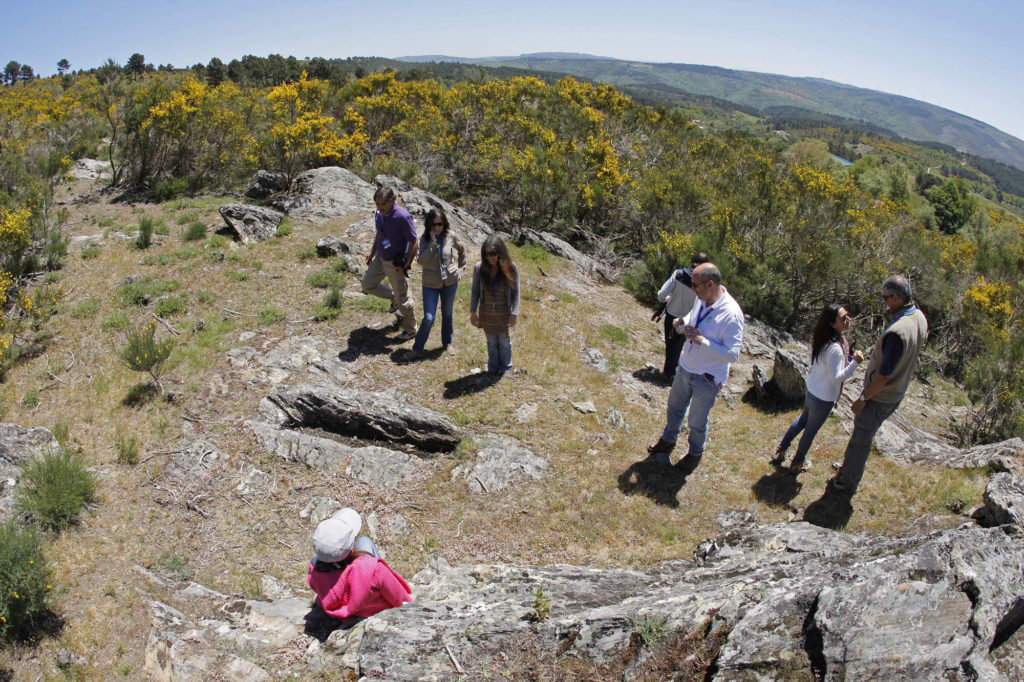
[771,304,864,473]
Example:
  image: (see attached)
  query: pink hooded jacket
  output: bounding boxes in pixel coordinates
[306,555,413,619]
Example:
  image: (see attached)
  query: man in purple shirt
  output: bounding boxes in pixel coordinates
[361,187,418,340]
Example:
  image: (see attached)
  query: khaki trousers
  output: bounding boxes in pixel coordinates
[361,255,416,333]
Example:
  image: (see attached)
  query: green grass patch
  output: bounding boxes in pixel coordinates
[194,289,215,304]
[259,306,287,325]
[81,244,102,260]
[116,277,181,307]
[70,296,99,319]
[15,448,97,530]
[297,245,317,261]
[141,247,202,266]
[43,272,63,284]
[276,219,293,237]
[225,269,250,282]
[305,268,345,289]
[114,430,140,465]
[207,234,228,249]
[354,295,391,313]
[518,242,551,265]
[101,311,130,332]
[313,286,344,321]
[181,221,206,241]
[175,210,200,225]
[599,324,629,345]
[154,295,186,317]
[133,217,155,249]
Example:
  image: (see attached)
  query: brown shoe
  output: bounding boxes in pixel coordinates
[770,446,785,466]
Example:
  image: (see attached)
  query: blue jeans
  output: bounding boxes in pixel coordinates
[661,370,720,457]
[485,331,512,373]
[778,391,834,465]
[413,282,458,352]
[835,399,900,493]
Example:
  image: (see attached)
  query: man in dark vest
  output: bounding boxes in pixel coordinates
[828,275,928,495]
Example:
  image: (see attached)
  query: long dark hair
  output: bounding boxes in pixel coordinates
[480,236,517,285]
[420,208,449,243]
[811,303,844,363]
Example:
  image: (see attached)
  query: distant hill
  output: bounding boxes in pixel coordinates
[399,53,1024,172]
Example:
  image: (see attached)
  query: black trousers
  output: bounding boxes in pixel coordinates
[663,314,685,377]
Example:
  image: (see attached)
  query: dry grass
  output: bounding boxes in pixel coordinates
[0,177,981,678]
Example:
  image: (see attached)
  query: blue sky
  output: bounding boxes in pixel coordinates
[5,0,1023,141]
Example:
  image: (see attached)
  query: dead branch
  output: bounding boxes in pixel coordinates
[151,312,181,335]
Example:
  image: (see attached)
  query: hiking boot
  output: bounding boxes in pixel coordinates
[789,459,811,474]
[647,438,676,456]
[675,453,703,470]
[827,476,852,494]
[395,330,415,341]
[770,446,786,466]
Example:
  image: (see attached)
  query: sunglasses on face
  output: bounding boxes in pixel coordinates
[840,313,851,322]
[485,251,499,257]
[429,222,444,228]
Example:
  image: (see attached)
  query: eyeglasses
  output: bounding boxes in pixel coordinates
[484,251,499,257]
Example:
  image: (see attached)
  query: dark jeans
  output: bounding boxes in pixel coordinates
[663,314,684,377]
[778,391,834,465]
[836,399,901,493]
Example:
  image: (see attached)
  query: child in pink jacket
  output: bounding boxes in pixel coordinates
[306,508,413,620]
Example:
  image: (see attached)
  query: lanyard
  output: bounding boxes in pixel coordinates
[695,303,714,329]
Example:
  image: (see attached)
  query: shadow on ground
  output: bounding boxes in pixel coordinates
[617,458,700,508]
[391,347,444,365]
[632,366,671,388]
[751,465,803,508]
[343,323,405,359]
[122,382,158,407]
[303,605,362,642]
[802,487,854,530]
[443,371,501,399]
[741,382,802,415]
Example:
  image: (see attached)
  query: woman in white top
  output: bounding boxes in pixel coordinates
[772,303,864,473]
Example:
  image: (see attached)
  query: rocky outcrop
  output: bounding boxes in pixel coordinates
[770,347,808,401]
[450,434,548,493]
[244,170,289,199]
[142,514,1024,680]
[256,384,461,453]
[271,167,376,223]
[516,226,619,282]
[246,420,421,489]
[979,473,1024,527]
[314,235,350,257]
[0,423,59,520]
[218,203,284,244]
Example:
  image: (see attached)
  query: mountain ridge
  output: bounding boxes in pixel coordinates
[398,52,1024,171]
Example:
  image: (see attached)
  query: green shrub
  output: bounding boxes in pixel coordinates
[116,278,180,307]
[259,306,287,325]
[101,311,130,332]
[225,269,250,282]
[297,245,317,261]
[276,219,293,237]
[182,222,206,241]
[154,295,186,317]
[331,257,350,273]
[632,615,669,646]
[52,421,70,447]
[355,295,390,313]
[15,448,97,530]
[207,234,227,249]
[22,388,38,407]
[134,217,154,250]
[305,269,344,289]
[0,520,53,643]
[314,286,344,321]
[121,321,175,389]
[81,244,102,260]
[518,242,550,265]
[151,178,189,202]
[114,430,139,465]
[70,296,99,319]
[43,272,63,284]
[194,289,215,304]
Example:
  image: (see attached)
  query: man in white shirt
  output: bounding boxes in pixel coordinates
[656,251,709,382]
[648,263,744,468]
